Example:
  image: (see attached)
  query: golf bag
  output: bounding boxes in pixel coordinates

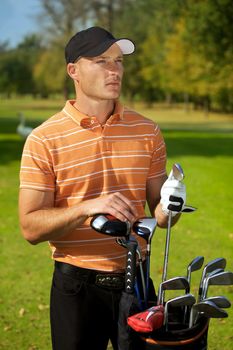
[123,292,208,350]
[90,213,231,350]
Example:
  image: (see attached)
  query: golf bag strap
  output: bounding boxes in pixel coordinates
[141,320,209,346]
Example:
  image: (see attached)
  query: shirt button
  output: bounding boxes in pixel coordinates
[91,120,95,124]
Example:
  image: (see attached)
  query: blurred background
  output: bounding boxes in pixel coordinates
[0,0,232,110]
[0,0,232,349]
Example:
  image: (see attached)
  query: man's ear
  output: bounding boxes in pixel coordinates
[67,63,79,81]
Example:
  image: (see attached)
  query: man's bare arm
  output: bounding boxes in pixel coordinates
[19,189,138,245]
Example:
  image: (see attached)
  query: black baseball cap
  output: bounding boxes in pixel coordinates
[65,26,135,63]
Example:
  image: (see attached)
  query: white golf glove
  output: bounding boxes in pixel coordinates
[160,178,186,217]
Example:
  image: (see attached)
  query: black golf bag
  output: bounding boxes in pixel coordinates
[119,294,209,350]
[90,214,231,350]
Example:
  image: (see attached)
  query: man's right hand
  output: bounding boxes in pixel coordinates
[83,192,138,224]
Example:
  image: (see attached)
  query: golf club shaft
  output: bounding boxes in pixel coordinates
[162,210,172,284]
[137,249,147,307]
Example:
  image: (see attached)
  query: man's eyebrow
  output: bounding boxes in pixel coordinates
[94,55,123,59]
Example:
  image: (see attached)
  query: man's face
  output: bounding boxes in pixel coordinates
[74,43,124,100]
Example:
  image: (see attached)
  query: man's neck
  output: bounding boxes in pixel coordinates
[73,98,115,125]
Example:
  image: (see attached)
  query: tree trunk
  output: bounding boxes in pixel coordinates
[103,1,113,32]
[165,92,172,107]
[183,92,190,113]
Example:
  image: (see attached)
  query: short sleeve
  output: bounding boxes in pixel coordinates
[19,132,55,192]
[147,125,167,179]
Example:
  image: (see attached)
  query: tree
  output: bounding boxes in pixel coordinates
[0,34,44,97]
[0,51,34,96]
[34,48,73,98]
[181,0,233,111]
[185,0,233,66]
[90,0,135,32]
[113,0,186,103]
[38,0,89,41]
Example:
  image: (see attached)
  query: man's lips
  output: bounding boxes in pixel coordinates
[106,81,121,87]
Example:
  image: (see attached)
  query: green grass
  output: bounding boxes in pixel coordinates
[0,98,233,349]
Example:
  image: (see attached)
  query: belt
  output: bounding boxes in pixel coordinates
[55,261,125,290]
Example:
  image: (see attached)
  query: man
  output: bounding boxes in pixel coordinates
[19,27,186,350]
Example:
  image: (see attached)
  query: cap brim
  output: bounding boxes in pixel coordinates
[116,39,135,54]
[83,38,135,58]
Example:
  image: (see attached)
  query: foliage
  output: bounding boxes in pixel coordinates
[185,0,233,65]
[0,0,232,111]
[0,35,43,97]
[0,52,34,96]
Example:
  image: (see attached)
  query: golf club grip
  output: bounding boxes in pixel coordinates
[125,244,137,294]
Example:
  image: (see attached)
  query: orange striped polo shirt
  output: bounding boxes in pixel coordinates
[20,100,166,271]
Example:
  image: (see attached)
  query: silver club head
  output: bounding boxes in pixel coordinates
[189,300,228,328]
[200,268,224,300]
[202,271,233,300]
[187,256,204,284]
[133,218,157,241]
[203,296,231,309]
[158,277,189,305]
[168,163,185,181]
[172,163,185,181]
[164,294,196,328]
[201,258,226,281]
[198,258,227,300]
[207,268,225,278]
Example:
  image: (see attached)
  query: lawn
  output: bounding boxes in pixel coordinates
[0,97,232,350]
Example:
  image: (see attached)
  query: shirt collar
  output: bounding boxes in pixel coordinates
[62,100,124,125]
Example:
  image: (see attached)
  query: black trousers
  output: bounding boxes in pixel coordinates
[50,262,124,350]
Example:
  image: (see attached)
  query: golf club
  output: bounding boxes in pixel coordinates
[90,214,131,237]
[201,268,225,300]
[164,294,196,330]
[136,244,147,307]
[183,256,204,323]
[198,257,226,301]
[133,217,157,303]
[161,163,184,284]
[189,300,228,328]
[187,256,204,289]
[202,296,231,309]
[202,271,233,300]
[157,276,189,306]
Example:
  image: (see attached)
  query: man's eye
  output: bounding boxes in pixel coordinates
[96,60,106,64]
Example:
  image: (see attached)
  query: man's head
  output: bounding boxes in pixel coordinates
[65,26,135,64]
[66,27,135,101]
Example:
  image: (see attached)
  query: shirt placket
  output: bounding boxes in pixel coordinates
[101,114,119,152]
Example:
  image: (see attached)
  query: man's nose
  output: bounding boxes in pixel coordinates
[107,61,121,73]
